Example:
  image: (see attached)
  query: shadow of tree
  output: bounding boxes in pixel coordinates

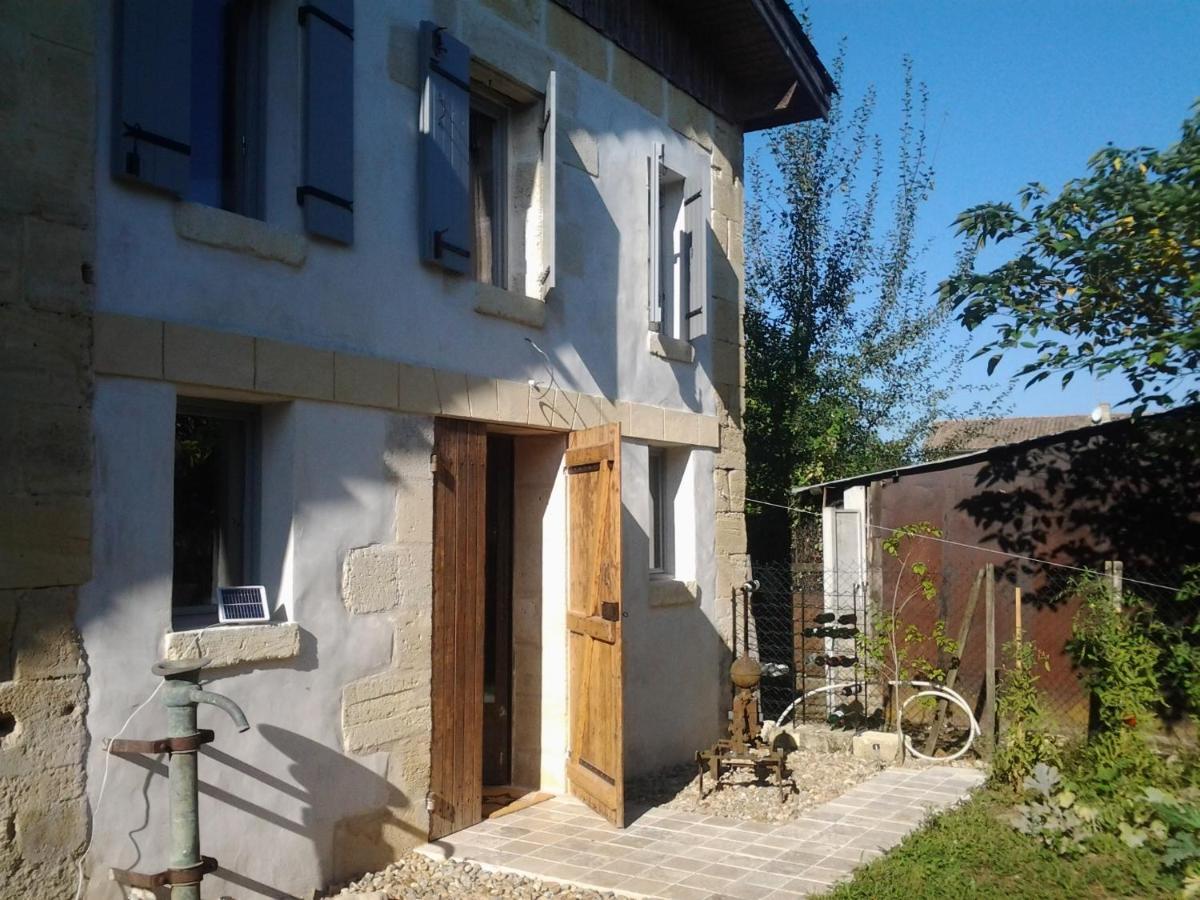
[957,408,1200,608]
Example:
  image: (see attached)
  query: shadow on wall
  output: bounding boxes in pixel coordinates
[956,408,1200,603]
[116,725,425,897]
[620,459,727,780]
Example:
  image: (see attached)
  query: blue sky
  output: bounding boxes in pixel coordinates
[749,1,1200,416]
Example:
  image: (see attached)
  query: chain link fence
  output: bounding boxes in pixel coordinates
[742,555,1187,754]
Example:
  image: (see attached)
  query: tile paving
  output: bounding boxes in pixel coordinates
[415,766,985,899]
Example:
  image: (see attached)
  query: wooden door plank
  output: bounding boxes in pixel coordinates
[566,611,617,644]
[564,423,624,827]
[430,418,487,840]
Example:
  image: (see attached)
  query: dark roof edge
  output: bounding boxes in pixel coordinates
[794,403,1200,496]
[748,0,836,129]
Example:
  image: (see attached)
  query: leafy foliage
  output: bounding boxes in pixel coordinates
[942,103,1200,414]
[744,51,983,563]
[1064,577,1167,797]
[1011,763,1094,856]
[1146,564,1200,722]
[1068,577,1162,725]
[856,524,959,745]
[992,640,1063,792]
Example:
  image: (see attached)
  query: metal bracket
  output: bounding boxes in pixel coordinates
[106,729,215,756]
[111,855,218,889]
[434,229,470,260]
[296,184,353,212]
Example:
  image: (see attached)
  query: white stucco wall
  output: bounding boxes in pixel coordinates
[92,0,716,419]
[621,442,721,776]
[79,378,426,898]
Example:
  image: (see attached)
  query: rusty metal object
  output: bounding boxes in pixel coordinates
[695,581,788,802]
[106,729,215,756]
[111,856,217,889]
[730,655,761,689]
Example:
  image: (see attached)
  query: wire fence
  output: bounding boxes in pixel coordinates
[742,556,1183,752]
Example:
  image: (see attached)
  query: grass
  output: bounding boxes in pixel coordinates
[817,789,1180,900]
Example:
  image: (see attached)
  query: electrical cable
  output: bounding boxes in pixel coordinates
[74,680,164,900]
[743,494,1184,593]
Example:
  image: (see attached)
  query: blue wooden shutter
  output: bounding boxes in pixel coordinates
[299,1,355,244]
[419,21,471,274]
[684,168,708,341]
[539,71,557,298]
[111,0,192,196]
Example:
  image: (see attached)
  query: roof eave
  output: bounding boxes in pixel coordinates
[742,0,834,130]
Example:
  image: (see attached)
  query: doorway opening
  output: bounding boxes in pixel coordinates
[429,419,569,837]
[483,434,515,800]
[482,431,564,818]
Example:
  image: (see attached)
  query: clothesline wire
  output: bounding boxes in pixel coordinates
[744,495,1184,593]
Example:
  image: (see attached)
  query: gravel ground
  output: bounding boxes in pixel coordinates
[326,854,619,899]
[625,748,889,824]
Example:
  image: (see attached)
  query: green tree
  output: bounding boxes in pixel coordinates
[942,103,1200,415]
[745,52,970,564]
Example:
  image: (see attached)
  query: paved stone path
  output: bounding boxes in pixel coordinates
[416,766,985,899]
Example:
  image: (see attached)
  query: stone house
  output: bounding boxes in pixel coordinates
[0,1,832,897]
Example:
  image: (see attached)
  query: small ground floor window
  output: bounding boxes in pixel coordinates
[172,400,259,623]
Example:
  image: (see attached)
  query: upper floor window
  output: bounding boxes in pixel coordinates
[189,0,265,217]
[419,21,557,300]
[470,94,509,287]
[653,161,688,339]
[111,0,355,244]
[648,144,709,344]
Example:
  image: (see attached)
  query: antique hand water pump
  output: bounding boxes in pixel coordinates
[107,658,249,899]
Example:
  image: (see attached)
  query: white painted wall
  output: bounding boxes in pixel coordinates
[79,378,426,898]
[621,442,722,776]
[92,0,716,418]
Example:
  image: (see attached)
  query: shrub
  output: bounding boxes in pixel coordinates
[992,639,1063,792]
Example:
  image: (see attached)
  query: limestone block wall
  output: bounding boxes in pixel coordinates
[0,3,96,897]
[337,416,436,879]
[710,114,751,687]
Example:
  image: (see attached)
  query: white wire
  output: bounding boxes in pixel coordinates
[744,494,1184,593]
[74,680,164,900]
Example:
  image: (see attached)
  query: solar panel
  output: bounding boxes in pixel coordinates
[216,586,270,624]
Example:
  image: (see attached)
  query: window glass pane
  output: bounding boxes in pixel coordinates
[173,412,247,609]
[658,172,685,338]
[189,0,259,215]
[470,106,501,285]
[649,450,665,571]
[189,0,232,209]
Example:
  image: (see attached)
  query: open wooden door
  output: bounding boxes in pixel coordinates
[429,418,487,840]
[565,423,625,826]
